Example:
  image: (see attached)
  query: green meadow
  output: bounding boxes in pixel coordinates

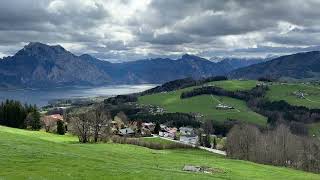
[1,125,319,180]
[138,83,267,126]
[206,80,258,91]
[266,83,320,109]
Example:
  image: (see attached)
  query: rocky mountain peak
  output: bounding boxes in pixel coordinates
[15,42,71,60]
[180,54,208,61]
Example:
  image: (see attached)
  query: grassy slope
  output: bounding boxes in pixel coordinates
[1,126,319,180]
[138,84,267,126]
[266,83,320,109]
[206,80,258,91]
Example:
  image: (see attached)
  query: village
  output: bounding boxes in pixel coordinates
[41,111,226,153]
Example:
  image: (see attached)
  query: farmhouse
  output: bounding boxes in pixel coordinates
[159,126,177,139]
[293,91,305,99]
[118,128,135,136]
[142,122,155,131]
[179,127,198,144]
[179,127,195,136]
[180,135,198,145]
[41,114,64,132]
[216,103,234,110]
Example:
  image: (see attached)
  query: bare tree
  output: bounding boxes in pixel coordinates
[69,112,91,143]
[226,123,320,173]
[92,104,111,142]
[68,105,111,143]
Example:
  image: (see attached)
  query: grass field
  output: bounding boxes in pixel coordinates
[138,87,267,126]
[266,83,320,109]
[206,80,258,91]
[1,126,319,180]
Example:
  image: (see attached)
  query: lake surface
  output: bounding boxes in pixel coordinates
[0,84,156,107]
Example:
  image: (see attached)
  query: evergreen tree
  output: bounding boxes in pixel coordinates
[56,120,65,135]
[25,109,41,130]
[154,122,161,134]
[213,137,217,149]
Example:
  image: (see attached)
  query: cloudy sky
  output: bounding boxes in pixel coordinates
[1,0,320,62]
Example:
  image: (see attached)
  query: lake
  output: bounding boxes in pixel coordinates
[0,84,156,107]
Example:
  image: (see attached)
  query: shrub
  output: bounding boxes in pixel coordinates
[110,136,193,150]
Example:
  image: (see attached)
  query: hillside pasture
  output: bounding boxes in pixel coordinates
[138,87,267,126]
[1,126,319,179]
[266,83,320,109]
[205,80,258,91]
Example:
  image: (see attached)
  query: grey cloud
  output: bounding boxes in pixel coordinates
[1,0,320,61]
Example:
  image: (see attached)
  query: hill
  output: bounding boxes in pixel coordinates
[206,80,320,109]
[1,125,319,179]
[0,42,266,88]
[138,79,320,127]
[138,81,268,126]
[266,83,320,109]
[229,51,320,80]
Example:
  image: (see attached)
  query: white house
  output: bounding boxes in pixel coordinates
[180,135,198,145]
[179,127,195,136]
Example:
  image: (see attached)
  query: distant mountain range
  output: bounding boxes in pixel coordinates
[0,42,266,88]
[229,51,320,81]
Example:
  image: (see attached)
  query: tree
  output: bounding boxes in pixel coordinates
[68,106,111,143]
[25,109,41,130]
[154,122,161,134]
[116,111,128,124]
[202,134,211,148]
[202,120,214,135]
[92,104,111,142]
[56,120,65,135]
[69,112,91,143]
[226,124,260,160]
[0,99,36,129]
[213,137,217,149]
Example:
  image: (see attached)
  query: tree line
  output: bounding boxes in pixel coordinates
[180,85,267,101]
[141,76,228,95]
[227,123,320,173]
[0,99,41,130]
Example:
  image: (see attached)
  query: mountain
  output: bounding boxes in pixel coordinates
[0,42,266,88]
[0,42,111,88]
[215,57,268,71]
[229,51,320,80]
[106,54,229,84]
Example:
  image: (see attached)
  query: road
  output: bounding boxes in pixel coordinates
[153,135,227,156]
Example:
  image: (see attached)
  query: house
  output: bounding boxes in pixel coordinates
[142,122,155,131]
[180,135,198,145]
[159,127,177,139]
[160,124,167,130]
[179,127,195,136]
[118,128,135,136]
[41,114,64,132]
[216,103,234,110]
[179,127,198,144]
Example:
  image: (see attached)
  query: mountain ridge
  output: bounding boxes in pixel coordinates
[0,42,267,88]
[229,51,320,80]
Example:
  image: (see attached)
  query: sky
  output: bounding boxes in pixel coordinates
[1,0,320,62]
